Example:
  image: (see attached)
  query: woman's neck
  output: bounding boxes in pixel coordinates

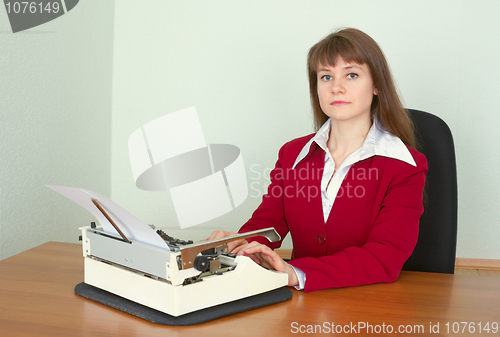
[327,117,372,165]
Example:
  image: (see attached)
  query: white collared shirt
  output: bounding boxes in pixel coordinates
[293,118,416,222]
[289,118,416,290]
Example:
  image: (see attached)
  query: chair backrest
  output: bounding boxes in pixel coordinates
[402,109,458,273]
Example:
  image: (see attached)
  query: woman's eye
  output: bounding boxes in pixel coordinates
[347,73,358,79]
[321,75,332,81]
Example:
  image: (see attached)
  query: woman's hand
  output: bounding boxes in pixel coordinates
[232,241,299,287]
[204,230,248,252]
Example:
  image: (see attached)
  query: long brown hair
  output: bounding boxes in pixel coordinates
[307,28,417,149]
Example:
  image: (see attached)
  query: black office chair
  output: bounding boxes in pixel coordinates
[402,109,458,274]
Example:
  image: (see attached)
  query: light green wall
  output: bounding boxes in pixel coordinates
[0,1,114,259]
[111,1,500,260]
[2,1,499,261]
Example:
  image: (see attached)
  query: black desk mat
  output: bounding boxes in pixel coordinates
[75,282,292,326]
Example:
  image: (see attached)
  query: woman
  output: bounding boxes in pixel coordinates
[208,28,427,293]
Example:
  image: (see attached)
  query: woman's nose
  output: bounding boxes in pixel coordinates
[331,79,345,94]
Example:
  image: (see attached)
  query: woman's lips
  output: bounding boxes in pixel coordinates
[331,100,350,106]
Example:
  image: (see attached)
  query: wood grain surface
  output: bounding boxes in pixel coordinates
[1,242,499,336]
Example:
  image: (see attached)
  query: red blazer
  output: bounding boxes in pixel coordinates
[239,134,428,293]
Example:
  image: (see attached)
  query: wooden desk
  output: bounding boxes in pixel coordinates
[1,242,499,336]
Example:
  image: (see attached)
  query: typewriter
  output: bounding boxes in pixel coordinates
[48,185,288,317]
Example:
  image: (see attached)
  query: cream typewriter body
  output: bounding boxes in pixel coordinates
[46,185,287,317]
[80,225,288,317]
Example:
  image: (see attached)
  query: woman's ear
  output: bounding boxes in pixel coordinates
[374,88,378,95]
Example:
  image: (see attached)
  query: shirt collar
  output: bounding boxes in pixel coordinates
[292,118,416,169]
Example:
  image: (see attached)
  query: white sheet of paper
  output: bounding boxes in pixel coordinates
[46,185,169,250]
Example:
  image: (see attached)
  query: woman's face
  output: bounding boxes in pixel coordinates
[316,57,377,124]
